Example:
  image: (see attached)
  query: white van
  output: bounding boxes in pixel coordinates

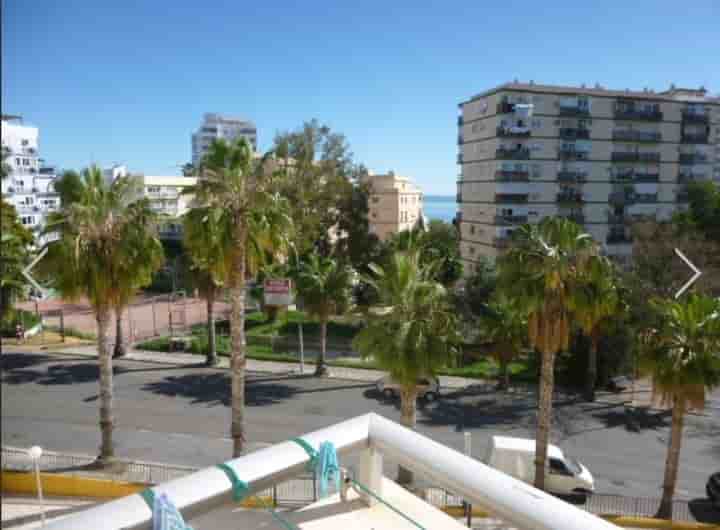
[484,436,594,495]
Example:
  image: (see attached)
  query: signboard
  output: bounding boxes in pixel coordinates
[264,279,293,307]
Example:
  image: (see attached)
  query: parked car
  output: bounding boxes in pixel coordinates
[375,376,440,402]
[707,471,720,508]
[484,436,595,495]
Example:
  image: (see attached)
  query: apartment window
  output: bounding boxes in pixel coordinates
[147,186,160,193]
[23,159,29,166]
[531,143,542,152]
[21,216,34,225]
[532,164,542,178]
[532,119,542,129]
[372,197,379,203]
[15,158,21,165]
[470,225,475,235]
[578,96,590,110]
[468,246,475,255]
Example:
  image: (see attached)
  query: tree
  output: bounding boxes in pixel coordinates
[54,170,84,205]
[295,255,354,376]
[498,217,598,490]
[182,207,230,366]
[354,249,460,484]
[572,257,621,401]
[181,163,195,177]
[190,138,292,456]
[1,200,33,321]
[640,295,720,518]
[480,298,527,389]
[41,167,164,461]
[333,175,382,272]
[674,180,720,244]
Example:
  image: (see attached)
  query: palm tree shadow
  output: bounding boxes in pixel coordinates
[141,373,300,407]
[591,407,671,433]
[688,498,720,523]
[1,361,130,385]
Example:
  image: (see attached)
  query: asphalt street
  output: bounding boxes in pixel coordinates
[2,352,718,501]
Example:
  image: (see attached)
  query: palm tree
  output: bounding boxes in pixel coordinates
[480,299,527,390]
[42,167,164,461]
[354,249,460,484]
[498,217,597,490]
[189,138,292,456]
[182,207,230,366]
[295,255,354,376]
[572,257,621,401]
[641,295,720,519]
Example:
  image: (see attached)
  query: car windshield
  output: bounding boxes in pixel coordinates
[566,456,583,475]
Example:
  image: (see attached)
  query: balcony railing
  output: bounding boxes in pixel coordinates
[559,128,590,140]
[496,147,530,160]
[457,115,463,126]
[611,152,661,162]
[456,193,462,204]
[494,214,528,225]
[677,191,690,202]
[559,213,585,224]
[558,149,589,161]
[558,105,591,117]
[607,213,627,224]
[495,169,530,181]
[557,171,587,183]
[497,126,531,137]
[677,173,700,183]
[609,192,635,205]
[681,133,709,144]
[457,153,463,164]
[495,193,529,203]
[458,135,464,145]
[679,153,708,164]
[614,106,663,121]
[611,130,662,142]
[606,233,634,244]
[634,193,658,203]
[556,191,584,203]
[681,111,709,123]
[496,102,516,114]
[633,173,660,182]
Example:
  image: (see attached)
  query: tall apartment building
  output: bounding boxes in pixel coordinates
[456,82,719,273]
[1,115,61,246]
[191,113,257,165]
[362,170,424,241]
[142,176,197,240]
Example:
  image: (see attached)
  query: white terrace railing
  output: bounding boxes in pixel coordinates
[45,413,619,530]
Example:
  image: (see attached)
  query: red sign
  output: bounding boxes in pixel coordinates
[264,279,292,306]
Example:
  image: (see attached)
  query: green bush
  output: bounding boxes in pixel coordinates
[1,309,41,337]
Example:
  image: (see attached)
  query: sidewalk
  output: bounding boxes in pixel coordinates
[1,495,98,529]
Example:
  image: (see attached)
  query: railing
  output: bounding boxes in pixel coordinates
[634,193,658,203]
[556,192,584,203]
[633,173,660,182]
[611,152,660,162]
[611,130,662,142]
[456,193,462,204]
[496,147,530,160]
[607,213,627,224]
[609,192,635,204]
[495,193,529,203]
[557,171,587,183]
[457,115,463,126]
[494,214,528,225]
[497,126,531,137]
[558,106,590,117]
[458,135,464,145]
[558,150,589,161]
[559,128,590,140]
[677,173,698,183]
[457,153,463,164]
[679,153,708,164]
[681,133,709,144]
[614,106,663,121]
[681,111,709,123]
[495,169,530,181]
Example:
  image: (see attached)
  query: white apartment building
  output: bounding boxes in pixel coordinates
[457,81,719,274]
[191,113,257,165]
[361,170,424,241]
[142,175,197,240]
[1,115,61,246]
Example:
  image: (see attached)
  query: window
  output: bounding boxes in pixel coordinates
[15,158,21,165]
[23,158,29,166]
[532,119,542,129]
[21,139,29,146]
[549,458,572,476]
[372,197,379,203]
[470,225,475,235]
[21,216,34,225]
[468,246,475,255]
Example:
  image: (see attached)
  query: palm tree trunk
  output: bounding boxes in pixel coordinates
[315,319,328,376]
[96,309,115,462]
[397,386,418,485]
[534,348,555,490]
[499,357,509,390]
[585,334,598,402]
[230,226,247,458]
[112,307,126,358]
[656,396,685,519]
[206,291,217,366]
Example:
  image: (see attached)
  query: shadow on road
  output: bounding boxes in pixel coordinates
[688,498,720,524]
[591,408,671,433]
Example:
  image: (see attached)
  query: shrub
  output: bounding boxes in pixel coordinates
[1,309,41,337]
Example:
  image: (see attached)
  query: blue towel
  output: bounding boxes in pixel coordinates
[153,493,194,530]
[315,441,340,499]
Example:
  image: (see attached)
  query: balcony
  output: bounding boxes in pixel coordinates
[458,135,464,145]
[606,232,634,244]
[494,214,528,225]
[559,212,585,224]
[681,132,709,144]
[611,152,660,163]
[614,105,663,121]
[634,193,658,203]
[607,213,627,224]
[496,147,530,160]
[495,193,529,203]
[559,128,590,140]
[679,153,708,164]
[633,173,660,182]
[681,111,709,123]
[609,191,635,205]
[556,191,584,204]
[558,105,590,117]
[495,169,530,182]
[557,171,587,183]
[457,115,463,126]
[677,190,690,202]
[496,101,516,114]
[611,130,662,142]
[493,236,512,248]
[457,153,463,164]
[677,173,700,183]
[456,193,462,204]
[558,149,589,161]
[497,125,531,138]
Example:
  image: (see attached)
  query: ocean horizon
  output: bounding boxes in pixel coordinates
[423,195,457,223]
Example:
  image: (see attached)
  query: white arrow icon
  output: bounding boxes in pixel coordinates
[21,247,49,300]
[674,248,701,299]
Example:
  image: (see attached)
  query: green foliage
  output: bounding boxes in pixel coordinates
[53,170,84,205]
[0,309,40,337]
[333,176,382,271]
[1,199,33,319]
[459,257,498,317]
[354,249,461,389]
[674,180,720,243]
[295,255,355,322]
[479,298,527,385]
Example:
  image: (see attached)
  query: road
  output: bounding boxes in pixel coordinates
[2,352,718,501]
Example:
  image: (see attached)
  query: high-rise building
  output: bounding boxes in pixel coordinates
[456,81,719,273]
[191,113,257,165]
[1,115,61,245]
[362,170,424,241]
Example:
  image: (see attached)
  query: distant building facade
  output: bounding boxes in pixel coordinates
[141,176,197,240]
[362,170,423,241]
[191,113,257,165]
[1,115,61,246]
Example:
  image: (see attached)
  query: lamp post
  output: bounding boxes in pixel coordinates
[28,445,45,526]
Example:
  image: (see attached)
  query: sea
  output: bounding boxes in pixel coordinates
[423,195,457,223]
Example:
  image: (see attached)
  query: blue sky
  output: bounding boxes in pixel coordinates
[3,1,719,194]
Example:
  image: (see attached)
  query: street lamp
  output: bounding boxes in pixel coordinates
[28,445,46,526]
